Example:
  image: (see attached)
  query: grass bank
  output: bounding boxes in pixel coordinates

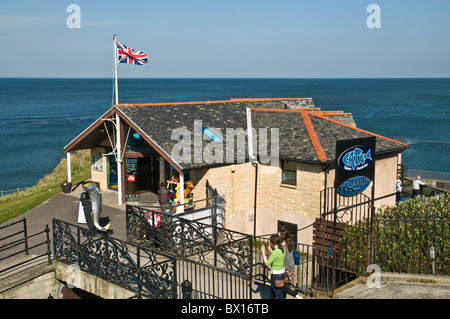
[0,150,91,224]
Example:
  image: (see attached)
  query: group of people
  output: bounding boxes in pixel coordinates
[396,175,426,205]
[260,230,304,299]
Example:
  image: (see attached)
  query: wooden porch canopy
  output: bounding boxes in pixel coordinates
[63,106,184,204]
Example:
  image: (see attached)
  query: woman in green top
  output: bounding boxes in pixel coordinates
[261,234,286,299]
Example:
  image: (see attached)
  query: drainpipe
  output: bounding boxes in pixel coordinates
[323,163,332,215]
[246,107,258,237]
[252,162,258,238]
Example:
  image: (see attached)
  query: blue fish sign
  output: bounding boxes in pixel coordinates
[338,145,375,172]
[337,175,372,196]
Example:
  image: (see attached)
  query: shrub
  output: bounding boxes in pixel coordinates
[339,194,450,275]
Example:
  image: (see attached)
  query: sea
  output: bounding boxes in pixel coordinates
[0,78,449,192]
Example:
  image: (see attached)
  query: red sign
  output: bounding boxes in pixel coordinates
[146,211,162,227]
[127,174,136,182]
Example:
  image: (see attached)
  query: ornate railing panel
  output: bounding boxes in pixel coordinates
[126,203,253,278]
[53,218,177,299]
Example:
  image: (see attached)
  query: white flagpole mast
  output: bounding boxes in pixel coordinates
[113,34,119,105]
[113,34,123,204]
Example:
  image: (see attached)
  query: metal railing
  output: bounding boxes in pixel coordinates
[126,197,250,277]
[404,169,450,182]
[53,218,178,299]
[252,236,334,297]
[0,187,29,197]
[53,218,252,299]
[0,218,52,275]
[374,208,449,276]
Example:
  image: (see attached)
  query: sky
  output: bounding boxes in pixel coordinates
[1,0,450,78]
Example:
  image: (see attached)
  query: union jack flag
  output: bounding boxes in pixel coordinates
[115,41,148,65]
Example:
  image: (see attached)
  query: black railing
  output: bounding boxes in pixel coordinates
[177,258,251,299]
[374,208,449,276]
[126,200,251,277]
[53,218,252,299]
[53,218,177,299]
[253,236,334,297]
[317,192,449,278]
[0,218,51,275]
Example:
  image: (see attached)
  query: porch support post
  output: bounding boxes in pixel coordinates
[116,113,123,204]
[67,151,72,184]
[179,172,185,205]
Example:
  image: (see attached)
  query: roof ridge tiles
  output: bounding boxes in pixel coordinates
[117,97,311,107]
[310,113,408,147]
[300,111,328,162]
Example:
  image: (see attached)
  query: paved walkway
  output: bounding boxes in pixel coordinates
[2,189,449,299]
[334,273,450,299]
[1,188,129,243]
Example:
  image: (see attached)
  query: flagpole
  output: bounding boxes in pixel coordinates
[113,34,119,105]
[113,34,122,204]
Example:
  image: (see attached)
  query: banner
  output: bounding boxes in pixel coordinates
[335,136,376,196]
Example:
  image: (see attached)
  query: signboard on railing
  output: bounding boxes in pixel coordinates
[335,136,376,196]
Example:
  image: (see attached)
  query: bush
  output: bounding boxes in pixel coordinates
[339,194,450,275]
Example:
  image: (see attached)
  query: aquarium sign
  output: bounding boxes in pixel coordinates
[337,176,372,196]
[335,136,376,191]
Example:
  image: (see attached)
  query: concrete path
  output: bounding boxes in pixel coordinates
[2,189,449,300]
[334,273,450,299]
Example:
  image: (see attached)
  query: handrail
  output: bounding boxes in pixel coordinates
[0,222,51,275]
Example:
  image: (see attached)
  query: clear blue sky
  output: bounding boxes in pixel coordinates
[1,0,449,78]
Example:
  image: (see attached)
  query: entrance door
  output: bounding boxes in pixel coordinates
[136,156,160,194]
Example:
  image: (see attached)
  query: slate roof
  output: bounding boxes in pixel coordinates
[250,108,407,164]
[64,98,408,171]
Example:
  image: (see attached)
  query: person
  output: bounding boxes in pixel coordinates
[261,234,286,299]
[412,175,425,198]
[157,182,170,206]
[279,229,304,299]
[396,178,403,205]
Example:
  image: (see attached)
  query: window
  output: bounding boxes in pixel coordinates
[278,221,298,244]
[281,160,297,185]
[200,127,223,143]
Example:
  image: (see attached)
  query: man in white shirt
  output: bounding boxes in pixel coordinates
[412,175,425,198]
[396,178,403,205]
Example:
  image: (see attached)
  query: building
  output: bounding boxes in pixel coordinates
[63,98,408,243]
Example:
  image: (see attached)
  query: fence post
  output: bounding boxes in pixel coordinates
[181,280,192,299]
[136,245,142,299]
[172,256,178,299]
[45,224,52,265]
[23,218,29,255]
[249,235,253,299]
[77,227,81,270]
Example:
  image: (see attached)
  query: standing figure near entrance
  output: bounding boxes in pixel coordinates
[158,182,170,206]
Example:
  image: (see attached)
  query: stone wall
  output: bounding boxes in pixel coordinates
[189,153,400,244]
[0,265,60,299]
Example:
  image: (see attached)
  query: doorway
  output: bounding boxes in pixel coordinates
[125,156,160,202]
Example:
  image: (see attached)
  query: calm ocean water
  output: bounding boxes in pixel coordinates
[0,78,449,191]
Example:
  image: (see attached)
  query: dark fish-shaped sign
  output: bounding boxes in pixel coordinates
[338,145,375,171]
